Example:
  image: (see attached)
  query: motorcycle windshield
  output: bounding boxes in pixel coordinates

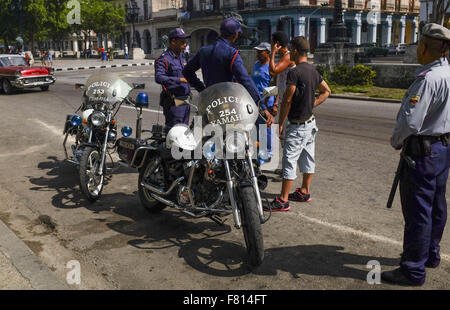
[84,72,132,104]
[197,82,259,132]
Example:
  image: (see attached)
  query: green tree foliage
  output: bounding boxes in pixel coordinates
[44,0,74,50]
[1,0,125,51]
[76,0,125,50]
[0,0,19,46]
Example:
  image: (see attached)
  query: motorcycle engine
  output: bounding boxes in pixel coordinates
[177,186,194,207]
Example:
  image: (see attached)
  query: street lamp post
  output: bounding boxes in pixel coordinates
[127,0,140,48]
[327,0,349,43]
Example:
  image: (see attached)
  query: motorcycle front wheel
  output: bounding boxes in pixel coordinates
[237,185,264,267]
[79,146,104,202]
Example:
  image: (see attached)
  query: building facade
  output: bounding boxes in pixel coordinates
[181,0,421,53]
[118,0,421,57]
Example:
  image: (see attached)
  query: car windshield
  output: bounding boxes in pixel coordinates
[0,56,27,67]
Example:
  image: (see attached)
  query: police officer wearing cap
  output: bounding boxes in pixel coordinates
[382,23,450,286]
[182,18,274,126]
[155,28,204,133]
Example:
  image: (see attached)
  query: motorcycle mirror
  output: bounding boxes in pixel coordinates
[263,86,278,97]
[133,83,145,89]
[75,83,85,90]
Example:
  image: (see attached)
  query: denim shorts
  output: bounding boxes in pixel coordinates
[282,119,318,179]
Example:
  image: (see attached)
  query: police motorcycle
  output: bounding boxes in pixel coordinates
[115,82,277,267]
[63,72,146,201]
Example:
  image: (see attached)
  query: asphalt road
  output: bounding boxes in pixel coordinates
[0,66,449,290]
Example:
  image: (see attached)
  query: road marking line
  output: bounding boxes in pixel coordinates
[28,119,76,144]
[29,119,64,137]
[121,105,163,114]
[294,211,450,262]
[0,144,48,158]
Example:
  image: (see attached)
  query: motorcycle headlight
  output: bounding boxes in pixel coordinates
[71,115,82,126]
[90,112,106,127]
[203,140,216,160]
[225,131,246,155]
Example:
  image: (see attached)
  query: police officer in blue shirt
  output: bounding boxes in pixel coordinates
[155,28,204,133]
[183,18,274,126]
[382,23,450,286]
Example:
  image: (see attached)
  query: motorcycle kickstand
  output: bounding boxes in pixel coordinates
[209,215,227,226]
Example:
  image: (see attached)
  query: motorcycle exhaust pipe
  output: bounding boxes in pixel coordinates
[149,193,203,218]
[140,176,184,197]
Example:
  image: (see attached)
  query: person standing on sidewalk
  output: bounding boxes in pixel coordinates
[382,23,450,287]
[252,42,275,158]
[266,36,331,212]
[124,44,129,60]
[47,49,53,67]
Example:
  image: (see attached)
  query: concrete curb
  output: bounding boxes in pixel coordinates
[54,61,154,72]
[330,94,402,103]
[0,220,69,290]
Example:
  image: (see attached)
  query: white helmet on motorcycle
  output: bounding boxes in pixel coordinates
[165,124,199,151]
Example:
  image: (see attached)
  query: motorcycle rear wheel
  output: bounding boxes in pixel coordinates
[79,146,104,202]
[238,185,264,267]
[138,157,166,213]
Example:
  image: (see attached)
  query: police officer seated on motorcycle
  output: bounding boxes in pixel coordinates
[155,28,204,134]
[382,23,450,286]
[183,18,274,126]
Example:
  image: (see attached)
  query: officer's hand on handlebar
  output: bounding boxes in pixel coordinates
[264,110,274,127]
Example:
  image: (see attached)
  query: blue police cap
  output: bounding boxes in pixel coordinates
[168,28,191,40]
[220,18,242,36]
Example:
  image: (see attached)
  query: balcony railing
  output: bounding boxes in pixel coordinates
[190,0,420,13]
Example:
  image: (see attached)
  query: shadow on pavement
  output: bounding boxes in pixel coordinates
[179,240,399,282]
[27,156,232,255]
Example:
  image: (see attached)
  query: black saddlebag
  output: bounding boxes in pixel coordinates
[116,137,147,167]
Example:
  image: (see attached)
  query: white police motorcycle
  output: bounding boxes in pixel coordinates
[63,72,147,201]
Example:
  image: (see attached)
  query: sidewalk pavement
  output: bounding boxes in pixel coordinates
[35,58,154,72]
[0,219,68,290]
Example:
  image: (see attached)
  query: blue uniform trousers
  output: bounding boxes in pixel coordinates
[399,140,449,284]
[163,104,190,134]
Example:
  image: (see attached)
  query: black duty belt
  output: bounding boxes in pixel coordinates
[406,133,450,157]
[289,116,315,126]
[417,133,450,145]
